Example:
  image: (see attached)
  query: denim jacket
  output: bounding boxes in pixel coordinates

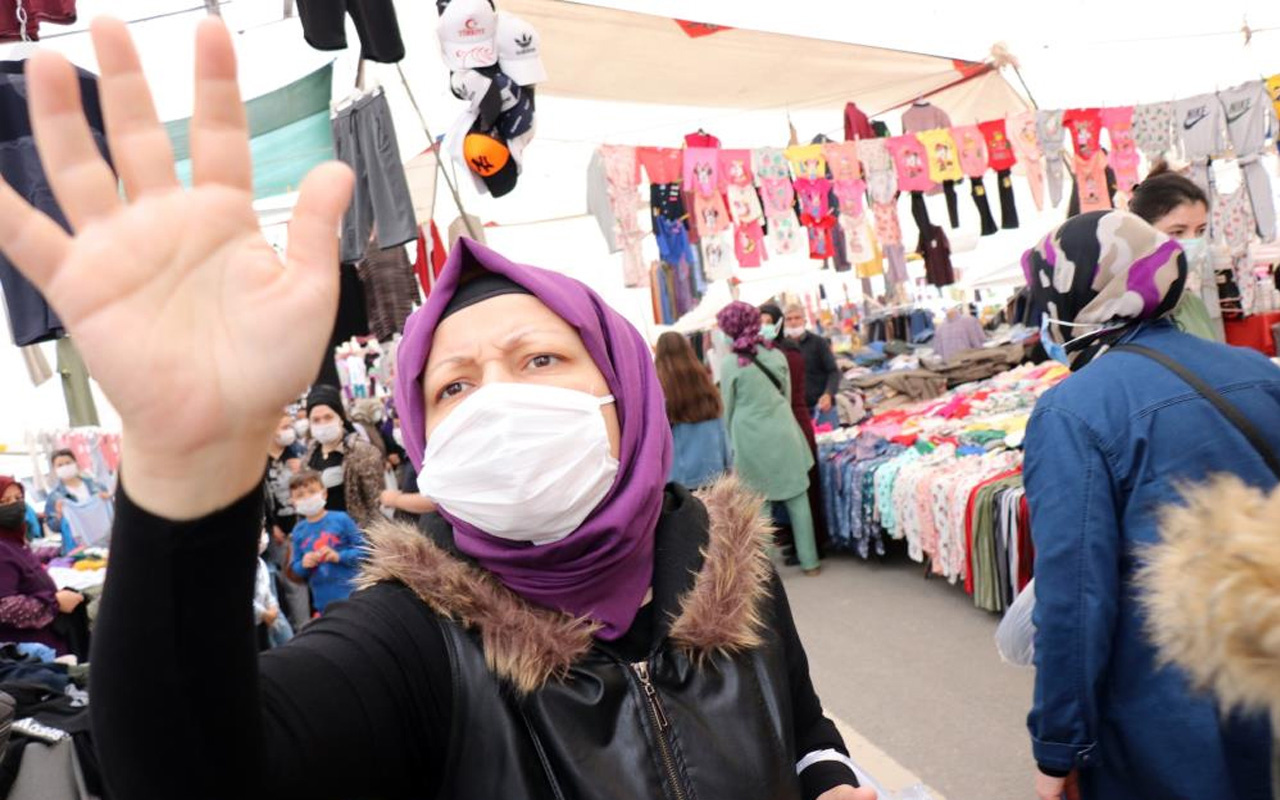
[1024,321,1279,799]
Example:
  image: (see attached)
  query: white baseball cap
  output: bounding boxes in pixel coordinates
[438,0,498,71]
[496,12,547,87]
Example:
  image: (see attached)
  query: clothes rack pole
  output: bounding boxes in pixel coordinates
[394,63,479,241]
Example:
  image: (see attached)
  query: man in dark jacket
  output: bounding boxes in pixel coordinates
[782,304,841,418]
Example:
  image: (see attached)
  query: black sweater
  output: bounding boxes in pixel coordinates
[90,487,856,799]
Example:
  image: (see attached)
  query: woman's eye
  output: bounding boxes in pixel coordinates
[438,382,466,400]
[528,354,560,370]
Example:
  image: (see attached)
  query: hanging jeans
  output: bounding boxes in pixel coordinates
[971,177,998,235]
[996,169,1019,229]
[942,179,960,229]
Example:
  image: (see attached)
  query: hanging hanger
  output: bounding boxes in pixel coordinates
[8,0,39,61]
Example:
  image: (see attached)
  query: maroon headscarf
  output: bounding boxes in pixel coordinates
[394,239,673,640]
[717,300,771,365]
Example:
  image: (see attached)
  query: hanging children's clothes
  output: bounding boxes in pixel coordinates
[693,190,730,238]
[859,139,898,204]
[768,213,804,256]
[1132,102,1175,163]
[886,135,934,192]
[840,212,877,266]
[918,224,955,287]
[1099,106,1140,195]
[1175,94,1225,192]
[1036,110,1067,208]
[751,147,791,182]
[1267,75,1280,123]
[1006,112,1045,211]
[655,216,694,268]
[855,233,883,278]
[683,147,721,196]
[702,233,733,280]
[684,130,721,148]
[719,149,755,187]
[1218,81,1277,242]
[844,102,875,141]
[1212,184,1258,256]
[794,177,836,260]
[726,183,765,224]
[785,144,827,181]
[599,145,647,287]
[637,146,683,184]
[733,222,767,267]
[823,141,863,181]
[979,120,1019,229]
[872,200,903,247]
[1061,108,1103,159]
[883,243,909,286]
[903,103,959,227]
[953,125,998,235]
[918,129,963,184]
[832,178,867,219]
[760,178,797,219]
[1075,151,1113,214]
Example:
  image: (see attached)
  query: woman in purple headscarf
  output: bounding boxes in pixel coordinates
[0,21,875,800]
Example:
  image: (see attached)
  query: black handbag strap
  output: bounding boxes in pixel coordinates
[1112,344,1280,478]
[746,353,786,397]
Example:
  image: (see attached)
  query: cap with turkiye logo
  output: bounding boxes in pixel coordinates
[438,0,498,70]
[463,131,519,197]
[496,12,547,87]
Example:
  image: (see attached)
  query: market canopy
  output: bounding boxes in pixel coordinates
[502,0,1029,121]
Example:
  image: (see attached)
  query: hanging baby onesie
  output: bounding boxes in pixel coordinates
[823,141,863,181]
[1218,81,1277,242]
[719,149,755,187]
[768,213,804,256]
[1075,151,1113,214]
[702,232,733,281]
[1175,94,1226,193]
[733,222,767,268]
[751,147,791,182]
[1211,184,1257,256]
[840,211,877,266]
[832,178,867,219]
[683,147,721,196]
[917,129,963,184]
[760,178,797,219]
[1007,112,1046,211]
[1099,106,1140,195]
[979,120,1019,229]
[855,232,883,278]
[859,139,898,205]
[726,184,765,224]
[599,145,647,287]
[1036,110,1067,207]
[886,135,934,192]
[794,177,836,260]
[1062,108,1103,159]
[1132,102,1175,164]
[693,190,730,238]
[637,147,683,184]
[785,144,828,182]
[953,125,997,235]
[883,244,908,287]
[872,200,903,246]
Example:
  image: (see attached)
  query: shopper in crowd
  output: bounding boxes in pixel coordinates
[717,301,822,575]
[1023,210,1280,800]
[263,413,310,630]
[292,407,311,446]
[653,331,732,490]
[0,476,89,659]
[782,304,842,427]
[303,383,384,529]
[931,306,986,363]
[349,397,389,459]
[1128,163,1220,341]
[0,21,874,798]
[254,529,294,649]
[760,302,830,562]
[42,448,110,537]
[288,471,363,615]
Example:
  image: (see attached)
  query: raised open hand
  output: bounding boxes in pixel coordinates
[0,18,353,519]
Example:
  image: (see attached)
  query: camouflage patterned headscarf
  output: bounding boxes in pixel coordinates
[1022,210,1187,370]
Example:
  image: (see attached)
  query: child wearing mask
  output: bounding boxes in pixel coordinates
[288,471,364,615]
[254,529,294,648]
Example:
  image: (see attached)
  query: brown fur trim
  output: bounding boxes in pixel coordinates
[668,476,774,659]
[358,477,775,692]
[1137,476,1280,715]
[357,521,598,694]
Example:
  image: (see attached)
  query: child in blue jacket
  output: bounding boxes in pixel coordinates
[288,471,364,614]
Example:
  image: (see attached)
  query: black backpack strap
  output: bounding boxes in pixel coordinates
[1112,344,1280,478]
[745,353,785,396]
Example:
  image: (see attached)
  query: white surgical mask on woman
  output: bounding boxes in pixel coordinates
[311,422,344,445]
[55,464,79,482]
[293,419,310,437]
[275,429,297,448]
[417,382,619,545]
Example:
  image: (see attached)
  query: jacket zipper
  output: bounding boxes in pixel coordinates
[631,661,689,800]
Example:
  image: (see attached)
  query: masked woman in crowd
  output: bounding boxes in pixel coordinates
[0,20,875,800]
[302,384,384,529]
[1023,210,1280,800]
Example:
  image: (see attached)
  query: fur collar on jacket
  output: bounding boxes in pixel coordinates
[357,477,774,694]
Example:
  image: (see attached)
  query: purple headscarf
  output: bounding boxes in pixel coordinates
[395,238,673,640]
[716,300,771,366]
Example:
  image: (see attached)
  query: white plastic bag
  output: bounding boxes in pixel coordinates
[995,579,1037,667]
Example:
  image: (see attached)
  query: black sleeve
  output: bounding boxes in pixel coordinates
[91,485,451,800]
[820,337,842,398]
[771,572,860,798]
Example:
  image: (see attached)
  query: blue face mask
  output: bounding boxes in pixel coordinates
[759,322,779,341]
[1176,237,1207,268]
[1040,315,1069,365]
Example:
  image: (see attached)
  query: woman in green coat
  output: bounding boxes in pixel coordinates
[716,302,821,574]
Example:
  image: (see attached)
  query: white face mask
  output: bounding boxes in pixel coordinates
[417,382,619,546]
[275,429,297,448]
[294,494,327,518]
[55,464,78,482]
[293,420,310,437]
[312,422,344,445]
[784,325,806,339]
